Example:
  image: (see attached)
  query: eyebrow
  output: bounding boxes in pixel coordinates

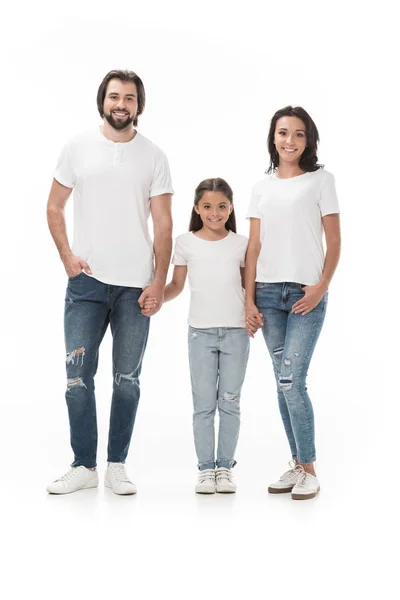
[108,93,136,97]
[277,127,306,132]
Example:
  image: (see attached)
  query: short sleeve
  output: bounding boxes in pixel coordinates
[54,144,75,188]
[150,151,174,198]
[239,237,248,267]
[246,183,262,219]
[172,236,187,266]
[319,171,340,217]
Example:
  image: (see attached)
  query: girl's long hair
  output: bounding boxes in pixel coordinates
[189,177,236,233]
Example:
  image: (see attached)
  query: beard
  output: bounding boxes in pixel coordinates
[104,111,135,131]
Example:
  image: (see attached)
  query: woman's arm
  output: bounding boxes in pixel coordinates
[245,218,264,336]
[318,214,341,292]
[292,214,341,316]
[164,265,188,302]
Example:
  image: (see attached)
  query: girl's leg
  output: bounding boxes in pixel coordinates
[216,328,250,467]
[280,290,328,468]
[188,327,219,470]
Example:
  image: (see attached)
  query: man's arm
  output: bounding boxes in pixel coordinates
[138,193,173,315]
[47,178,91,277]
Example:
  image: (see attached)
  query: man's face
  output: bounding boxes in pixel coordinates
[103,79,138,130]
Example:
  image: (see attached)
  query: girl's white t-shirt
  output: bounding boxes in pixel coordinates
[246,168,339,285]
[172,231,248,328]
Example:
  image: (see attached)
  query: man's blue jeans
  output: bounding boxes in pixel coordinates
[255,282,327,464]
[64,273,150,468]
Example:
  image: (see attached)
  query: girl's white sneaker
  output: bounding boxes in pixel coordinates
[195,469,216,494]
[215,467,236,493]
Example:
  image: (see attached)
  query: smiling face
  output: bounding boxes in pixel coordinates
[274,116,307,165]
[194,191,233,230]
[103,78,138,130]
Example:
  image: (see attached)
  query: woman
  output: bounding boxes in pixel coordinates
[245,106,341,500]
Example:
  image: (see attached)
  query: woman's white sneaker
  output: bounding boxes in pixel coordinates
[195,469,216,494]
[46,466,98,494]
[268,461,303,494]
[291,469,320,500]
[215,467,236,493]
[105,462,137,495]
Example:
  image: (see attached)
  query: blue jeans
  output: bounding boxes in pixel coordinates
[64,273,150,468]
[255,282,327,464]
[188,327,250,470]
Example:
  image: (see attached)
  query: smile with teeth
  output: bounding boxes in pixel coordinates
[208,218,222,222]
[113,111,129,117]
[282,147,297,153]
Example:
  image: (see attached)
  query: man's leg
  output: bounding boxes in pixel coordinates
[64,273,109,468]
[107,286,150,464]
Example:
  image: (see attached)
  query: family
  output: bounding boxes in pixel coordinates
[46,69,341,500]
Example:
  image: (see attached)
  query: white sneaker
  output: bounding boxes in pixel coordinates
[291,469,320,500]
[195,469,216,494]
[105,462,137,495]
[47,466,98,494]
[215,467,236,493]
[268,461,303,494]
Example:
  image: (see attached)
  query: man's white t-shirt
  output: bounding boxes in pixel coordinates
[54,128,174,287]
[172,231,248,328]
[247,168,339,286]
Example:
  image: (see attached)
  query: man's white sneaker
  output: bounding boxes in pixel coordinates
[291,469,320,500]
[195,469,216,494]
[105,462,137,495]
[215,467,236,493]
[46,466,98,494]
[268,461,303,494]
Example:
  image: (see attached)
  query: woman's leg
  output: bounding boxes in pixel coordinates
[280,288,328,469]
[257,283,298,459]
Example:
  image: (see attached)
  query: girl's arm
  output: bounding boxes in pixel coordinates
[245,219,264,336]
[164,265,188,302]
[292,214,341,316]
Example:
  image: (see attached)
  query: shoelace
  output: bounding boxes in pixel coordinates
[215,468,232,482]
[58,466,85,482]
[110,463,132,483]
[295,469,309,487]
[198,469,215,483]
[280,461,303,482]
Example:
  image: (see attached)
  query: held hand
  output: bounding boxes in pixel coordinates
[138,283,164,317]
[63,253,92,278]
[245,303,264,338]
[292,284,326,316]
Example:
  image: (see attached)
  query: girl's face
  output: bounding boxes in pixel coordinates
[195,191,233,230]
[274,116,307,165]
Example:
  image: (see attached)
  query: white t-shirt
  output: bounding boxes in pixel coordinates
[54,128,174,287]
[247,168,339,285]
[172,231,248,328]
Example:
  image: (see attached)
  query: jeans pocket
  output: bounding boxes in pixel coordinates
[68,272,83,281]
[256,282,266,289]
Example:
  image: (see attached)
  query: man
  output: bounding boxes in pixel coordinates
[46,69,173,495]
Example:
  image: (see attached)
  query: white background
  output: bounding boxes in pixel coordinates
[1,0,397,597]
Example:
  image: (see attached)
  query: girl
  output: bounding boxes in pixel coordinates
[145,178,250,494]
[245,106,341,500]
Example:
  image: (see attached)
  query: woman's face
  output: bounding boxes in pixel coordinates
[274,116,307,165]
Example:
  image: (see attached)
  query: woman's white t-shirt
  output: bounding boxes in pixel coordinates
[246,168,339,286]
[172,231,248,328]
